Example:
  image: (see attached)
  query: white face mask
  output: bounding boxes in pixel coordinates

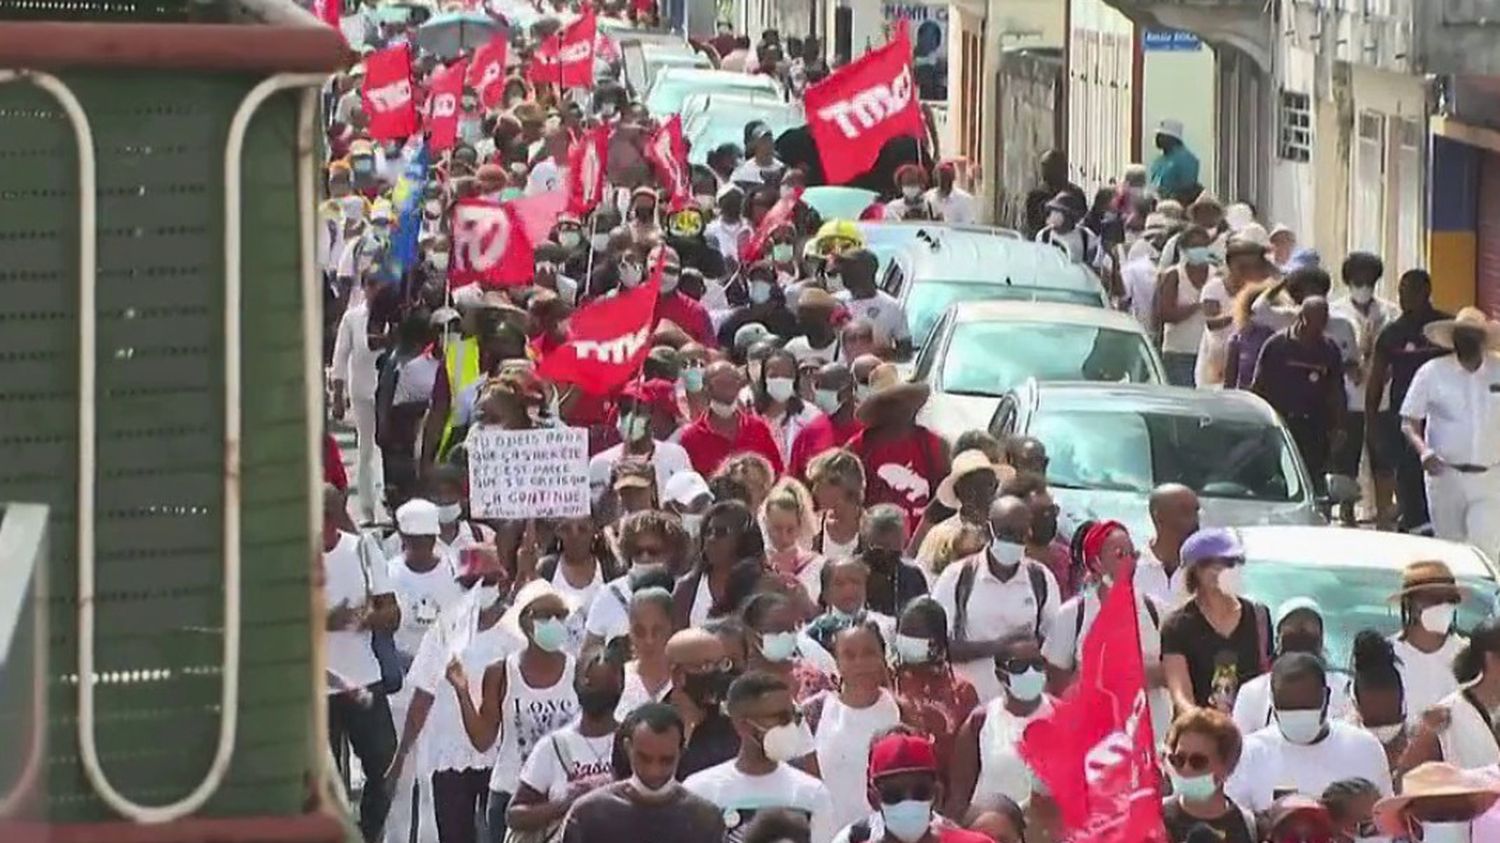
[619,262,644,288]
[1004,667,1046,702]
[766,377,796,402]
[1350,285,1375,305]
[1275,706,1325,744]
[749,280,773,304]
[989,539,1025,566]
[1047,210,1067,229]
[474,582,502,609]
[436,502,462,524]
[761,719,814,762]
[661,271,680,293]
[1368,722,1404,744]
[680,513,703,539]
[590,233,611,252]
[627,774,675,800]
[1214,565,1244,597]
[1418,821,1472,843]
[709,400,738,419]
[902,185,922,200]
[558,230,582,249]
[617,413,649,442]
[880,799,933,843]
[1421,603,1456,636]
[813,388,843,414]
[894,633,931,664]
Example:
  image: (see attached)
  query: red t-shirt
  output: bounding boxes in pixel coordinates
[654,292,717,347]
[787,412,864,481]
[847,427,945,529]
[677,410,785,476]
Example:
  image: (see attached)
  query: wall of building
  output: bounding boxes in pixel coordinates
[995,47,1065,227]
[1066,0,1134,193]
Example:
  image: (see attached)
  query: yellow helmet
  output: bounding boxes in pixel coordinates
[810,218,865,256]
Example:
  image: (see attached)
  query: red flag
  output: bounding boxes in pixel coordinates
[509,189,570,245]
[645,115,692,211]
[448,198,535,289]
[527,6,597,89]
[1018,572,1166,843]
[362,43,420,141]
[537,253,664,395]
[802,22,924,185]
[740,188,803,262]
[566,125,611,216]
[468,36,510,109]
[312,0,341,30]
[425,58,468,153]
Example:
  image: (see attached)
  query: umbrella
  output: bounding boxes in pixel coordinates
[415,11,505,58]
[801,186,880,221]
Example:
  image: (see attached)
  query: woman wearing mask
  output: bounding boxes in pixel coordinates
[1389,560,1469,720]
[767,223,801,284]
[804,621,902,830]
[448,579,581,823]
[1347,630,1408,773]
[884,164,940,221]
[807,449,866,563]
[430,464,495,557]
[1402,615,1500,772]
[1160,708,1256,843]
[742,591,836,703]
[535,515,617,655]
[891,597,981,779]
[761,477,824,615]
[582,511,686,652]
[1155,225,1216,387]
[948,639,1055,819]
[716,262,799,347]
[507,649,627,839]
[755,349,820,462]
[615,587,675,720]
[804,557,898,665]
[672,500,765,628]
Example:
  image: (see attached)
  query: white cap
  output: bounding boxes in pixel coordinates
[396,498,441,536]
[1156,119,1185,141]
[663,472,711,508]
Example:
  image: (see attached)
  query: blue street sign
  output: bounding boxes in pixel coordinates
[1142,29,1202,52]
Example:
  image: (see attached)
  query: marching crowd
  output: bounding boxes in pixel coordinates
[315,2,1500,843]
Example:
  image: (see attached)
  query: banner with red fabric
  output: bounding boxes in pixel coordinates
[1018,570,1167,843]
[362,43,420,141]
[740,187,802,262]
[425,58,468,153]
[467,36,511,109]
[509,189,570,245]
[312,0,341,31]
[801,21,923,185]
[447,198,535,289]
[526,6,597,89]
[566,125,611,216]
[537,253,663,395]
[645,115,692,211]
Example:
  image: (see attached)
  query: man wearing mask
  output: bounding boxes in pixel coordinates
[705,186,753,263]
[884,164,939,221]
[1022,150,1086,238]
[1252,296,1346,495]
[653,251,716,347]
[926,161,976,225]
[1135,483,1199,605]
[562,703,726,842]
[731,123,786,188]
[677,361,784,476]
[348,138,384,198]
[1330,252,1401,525]
[932,496,1060,703]
[1148,119,1201,201]
[784,288,842,366]
[1387,560,1468,718]
[1399,307,1500,554]
[667,628,741,779]
[589,379,692,500]
[835,249,911,356]
[1229,598,1353,736]
[628,186,662,241]
[1225,653,1392,812]
[1035,191,1107,273]
[683,672,835,842]
[526,125,570,196]
[837,729,991,843]
[787,362,863,481]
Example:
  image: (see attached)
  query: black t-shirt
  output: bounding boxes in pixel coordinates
[1162,796,1256,843]
[676,710,740,781]
[1160,597,1270,713]
[1376,308,1451,410]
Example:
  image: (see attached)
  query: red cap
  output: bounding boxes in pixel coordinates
[619,378,680,420]
[867,733,938,781]
[1081,519,1127,564]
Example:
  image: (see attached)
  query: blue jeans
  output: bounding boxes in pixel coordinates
[1163,351,1197,387]
[484,790,511,843]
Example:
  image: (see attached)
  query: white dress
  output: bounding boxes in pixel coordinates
[812,689,902,831]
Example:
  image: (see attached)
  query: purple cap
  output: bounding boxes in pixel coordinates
[1181,528,1244,566]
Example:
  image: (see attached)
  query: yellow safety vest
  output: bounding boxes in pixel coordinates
[438,336,481,458]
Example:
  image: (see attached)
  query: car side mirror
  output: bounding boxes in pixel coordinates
[1324,474,1361,507]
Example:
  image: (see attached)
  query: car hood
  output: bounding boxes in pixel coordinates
[917,393,1001,443]
[1050,488,1325,537]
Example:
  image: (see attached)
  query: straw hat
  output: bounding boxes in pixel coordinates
[1423,306,1500,351]
[1388,559,1463,604]
[855,363,931,426]
[499,579,580,643]
[1375,763,1500,835]
[935,450,1016,510]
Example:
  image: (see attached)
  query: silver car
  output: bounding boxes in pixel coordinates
[991,382,1324,536]
[913,301,1166,441]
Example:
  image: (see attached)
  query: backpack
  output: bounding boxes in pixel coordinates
[954,557,1049,639]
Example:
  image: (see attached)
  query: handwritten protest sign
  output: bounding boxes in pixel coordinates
[468,426,590,519]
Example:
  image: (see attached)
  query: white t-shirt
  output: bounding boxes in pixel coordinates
[926,186,977,224]
[1391,633,1468,721]
[615,660,672,721]
[409,613,524,773]
[812,690,902,831]
[386,553,465,660]
[1041,588,1170,738]
[971,696,1053,808]
[836,290,911,347]
[783,335,839,367]
[729,157,786,187]
[1120,242,1160,334]
[331,302,381,402]
[932,554,1061,702]
[683,760,837,843]
[704,217,753,262]
[1399,354,1500,466]
[1132,542,1186,607]
[584,575,635,644]
[1226,720,1393,813]
[1230,670,1354,737]
[1195,276,1234,387]
[518,721,616,799]
[587,440,693,501]
[1160,268,1208,355]
[323,531,392,692]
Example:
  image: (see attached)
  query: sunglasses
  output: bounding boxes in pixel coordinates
[705,524,737,540]
[876,781,936,805]
[1000,657,1046,674]
[1167,750,1212,773]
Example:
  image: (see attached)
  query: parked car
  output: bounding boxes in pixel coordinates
[621,40,711,97]
[1237,526,1499,667]
[913,301,1165,440]
[991,382,1324,536]
[879,224,1107,349]
[643,67,783,117]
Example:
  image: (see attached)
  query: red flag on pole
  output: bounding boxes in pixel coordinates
[467,36,511,109]
[509,189,570,245]
[645,115,692,211]
[362,43,420,141]
[1018,569,1167,843]
[740,187,802,262]
[425,58,468,153]
[537,253,664,395]
[527,6,597,89]
[447,198,536,289]
[802,21,924,185]
[566,124,611,217]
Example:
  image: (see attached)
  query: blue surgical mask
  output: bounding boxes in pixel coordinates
[1184,246,1214,266]
[749,280,773,304]
[879,800,933,843]
[681,367,705,392]
[532,617,569,653]
[1168,769,1218,803]
[813,388,843,414]
[1004,666,1046,702]
[760,630,798,662]
[894,634,931,665]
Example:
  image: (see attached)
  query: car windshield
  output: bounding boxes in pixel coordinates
[683,104,804,164]
[1031,409,1306,500]
[907,281,1104,348]
[1243,562,1499,669]
[941,322,1158,396]
[645,74,779,115]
